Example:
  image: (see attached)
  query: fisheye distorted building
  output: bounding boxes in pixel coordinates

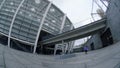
[0,0,74,54]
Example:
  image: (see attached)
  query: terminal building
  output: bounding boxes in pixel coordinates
[0,0,74,54]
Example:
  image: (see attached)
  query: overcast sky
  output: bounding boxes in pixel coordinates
[49,0,94,28]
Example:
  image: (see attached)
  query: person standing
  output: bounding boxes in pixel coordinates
[83,46,88,54]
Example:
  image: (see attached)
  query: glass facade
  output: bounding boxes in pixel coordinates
[0,0,73,46]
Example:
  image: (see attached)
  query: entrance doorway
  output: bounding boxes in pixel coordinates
[90,43,95,50]
[100,28,113,47]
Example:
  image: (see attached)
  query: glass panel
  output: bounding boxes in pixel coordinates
[62,17,72,32]
[42,4,64,35]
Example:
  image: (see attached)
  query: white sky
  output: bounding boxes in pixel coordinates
[49,0,93,28]
[48,0,107,46]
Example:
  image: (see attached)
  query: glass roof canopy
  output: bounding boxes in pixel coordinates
[0,0,73,49]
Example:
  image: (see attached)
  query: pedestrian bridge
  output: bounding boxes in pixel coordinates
[41,18,106,45]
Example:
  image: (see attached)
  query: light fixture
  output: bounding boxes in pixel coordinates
[50,8,55,12]
[31,8,35,12]
[10,2,14,5]
[35,0,41,4]
[52,20,56,23]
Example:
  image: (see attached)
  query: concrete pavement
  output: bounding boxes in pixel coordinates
[0,42,120,68]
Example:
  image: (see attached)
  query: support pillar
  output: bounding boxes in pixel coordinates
[54,44,58,55]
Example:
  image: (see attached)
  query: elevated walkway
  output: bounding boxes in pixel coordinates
[0,41,120,68]
[41,18,106,45]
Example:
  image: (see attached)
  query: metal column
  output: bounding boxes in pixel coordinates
[54,44,58,55]
[0,0,6,9]
[8,0,25,47]
[53,14,66,55]
[68,25,74,54]
[59,14,66,33]
[33,2,52,53]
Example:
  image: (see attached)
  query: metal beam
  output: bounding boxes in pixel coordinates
[33,2,52,53]
[94,0,104,11]
[54,14,66,55]
[8,0,25,47]
[100,0,107,8]
[59,14,66,33]
[0,0,6,9]
[10,37,34,45]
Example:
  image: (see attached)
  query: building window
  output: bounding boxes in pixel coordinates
[44,23,49,26]
[50,8,55,12]
[51,26,56,30]
[12,10,15,12]
[4,9,9,11]
[29,14,32,17]
[52,20,56,23]
[66,25,70,27]
[19,11,23,14]
[60,17,63,20]
[37,18,41,22]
